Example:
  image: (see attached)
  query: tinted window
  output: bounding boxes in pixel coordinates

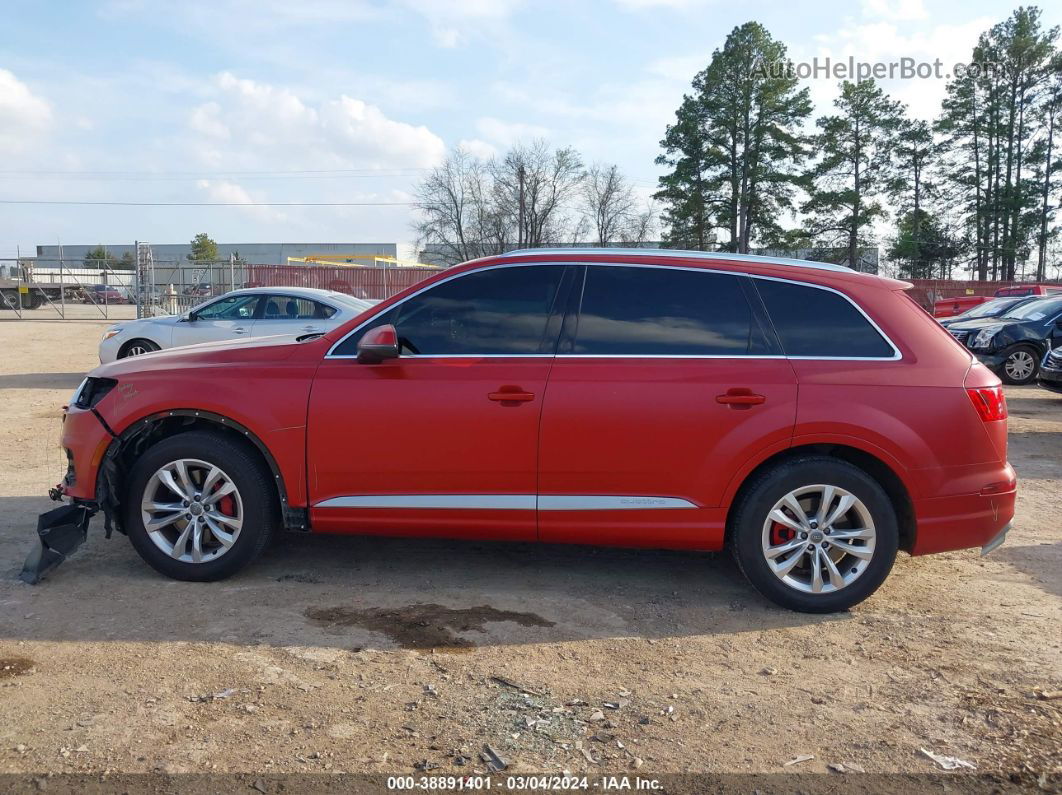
[335,265,565,356]
[195,294,259,320]
[1001,297,1062,321]
[570,266,765,356]
[754,279,893,358]
[262,295,335,320]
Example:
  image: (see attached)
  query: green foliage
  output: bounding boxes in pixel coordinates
[802,79,907,270]
[187,233,219,262]
[655,21,811,251]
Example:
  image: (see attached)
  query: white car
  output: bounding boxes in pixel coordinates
[99,287,375,362]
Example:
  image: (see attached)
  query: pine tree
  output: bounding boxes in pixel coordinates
[803,80,906,270]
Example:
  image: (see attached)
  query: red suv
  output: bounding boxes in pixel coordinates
[30,250,1015,612]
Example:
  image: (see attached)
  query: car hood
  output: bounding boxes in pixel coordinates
[946,317,1019,332]
[110,314,183,329]
[91,333,311,378]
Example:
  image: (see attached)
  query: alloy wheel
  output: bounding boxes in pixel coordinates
[760,484,876,594]
[1004,350,1035,382]
[141,458,243,564]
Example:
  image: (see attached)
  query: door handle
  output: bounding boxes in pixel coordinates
[233,326,247,335]
[716,389,766,407]
[488,386,535,403]
[301,325,320,332]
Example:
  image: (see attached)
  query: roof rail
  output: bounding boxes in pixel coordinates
[496,247,854,273]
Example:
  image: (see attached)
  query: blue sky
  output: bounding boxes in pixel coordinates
[0,0,1055,259]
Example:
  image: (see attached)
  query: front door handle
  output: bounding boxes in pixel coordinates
[488,386,535,403]
[716,388,766,407]
[233,326,247,335]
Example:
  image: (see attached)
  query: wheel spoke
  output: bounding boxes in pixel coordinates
[202,480,236,506]
[822,551,847,589]
[815,485,836,526]
[203,515,235,548]
[170,522,192,559]
[822,494,856,530]
[200,466,223,497]
[174,460,195,497]
[157,468,190,500]
[810,547,824,593]
[143,500,184,514]
[781,493,810,528]
[145,511,184,531]
[765,538,805,560]
[828,527,873,541]
[772,545,806,578]
[207,509,242,531]
[768,509,805,534]
[191,520,203,563]
[828,539,873,559]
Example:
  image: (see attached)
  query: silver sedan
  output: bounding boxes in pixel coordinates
[99,287,375,362]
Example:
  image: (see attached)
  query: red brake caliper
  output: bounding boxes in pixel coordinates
[770,521,794,546]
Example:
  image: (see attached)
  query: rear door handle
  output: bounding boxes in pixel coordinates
[488,386,535,403]
[233,326,247,335]
[716,389,766,407]
[302,325,320,332]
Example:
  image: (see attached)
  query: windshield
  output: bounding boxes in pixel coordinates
[1002,297,1062,321]
[959,297,1021,319]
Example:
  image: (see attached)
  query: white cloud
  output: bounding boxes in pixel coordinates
[457,138,498,159]
[0,69,53,151]
[613,0,709,9]
[861,0,927,22]
[474,117,551,148]
[397,0,523,47]
[188,72,445,169]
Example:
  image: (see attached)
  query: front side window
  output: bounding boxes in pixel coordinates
[333,265,566,356]
[194,294,259,321]
[754,279,894,358]
[570,266,768,356]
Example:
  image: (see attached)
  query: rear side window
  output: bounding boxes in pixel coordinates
[571,266,770,356]
[754,279,894,358]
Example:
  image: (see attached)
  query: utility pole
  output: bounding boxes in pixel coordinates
[517,164,526,249]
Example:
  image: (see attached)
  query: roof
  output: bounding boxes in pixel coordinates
[229,286,352,300]
[496,248,854,274]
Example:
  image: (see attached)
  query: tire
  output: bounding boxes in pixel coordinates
[123,431,278,581]
[730,456,899,613]
[118,339,160,358]
[1000,344,1039,385]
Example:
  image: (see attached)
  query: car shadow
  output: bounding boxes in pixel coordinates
[993,541,1062,600]
[0,495,837,652]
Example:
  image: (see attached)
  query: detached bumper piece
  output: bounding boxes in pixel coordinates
[20,503,96,584]
[980,522,1011,557]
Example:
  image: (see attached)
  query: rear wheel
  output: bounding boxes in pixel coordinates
[1001,345,1039,385]
[118,338,159,358]
[123,431,277,581]
[730,456,898,613]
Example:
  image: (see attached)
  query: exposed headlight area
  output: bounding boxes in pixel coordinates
[972,325,1004,350]
[73,377,118,409]
[102,326,123,341]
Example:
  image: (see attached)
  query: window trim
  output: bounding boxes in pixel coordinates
[325,261,902,362]
[257,292,337,322]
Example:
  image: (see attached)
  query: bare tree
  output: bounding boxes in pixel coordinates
[414,148,508,266]
[492,140,585,247]
[582,163,636,246]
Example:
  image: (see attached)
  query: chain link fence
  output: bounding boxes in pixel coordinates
[0,256,440,320]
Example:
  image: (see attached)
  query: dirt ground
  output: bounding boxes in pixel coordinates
[0,317,1059,785]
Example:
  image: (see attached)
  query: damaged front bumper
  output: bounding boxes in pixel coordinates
[20,497,97,584]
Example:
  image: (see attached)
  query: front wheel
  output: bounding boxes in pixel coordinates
[1000,345,1039,385]
[730,457,898,613]
[118,339,160,358]
[123,431,277,581]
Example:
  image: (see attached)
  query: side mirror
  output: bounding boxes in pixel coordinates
[180,311,194,322]
[357,324,401,364]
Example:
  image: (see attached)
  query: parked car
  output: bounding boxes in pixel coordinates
[98,287,374,362]
[1037,345,1062,393]
[34,249,1014,613]
[933,283,1062,318]
[943,295,1062,385]
[85,284,127,304]
[938,296,1036,328]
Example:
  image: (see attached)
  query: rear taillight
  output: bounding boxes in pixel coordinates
[967,386,1008,421]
